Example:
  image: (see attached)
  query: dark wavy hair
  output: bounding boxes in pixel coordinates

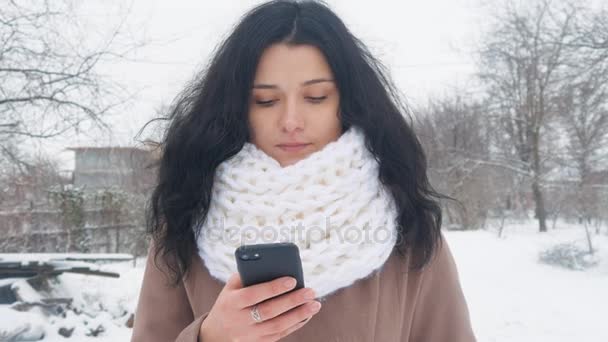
[144,0,447,285]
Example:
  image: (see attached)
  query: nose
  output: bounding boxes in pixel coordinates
[279,97,304,133]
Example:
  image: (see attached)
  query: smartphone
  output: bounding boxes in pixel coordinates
[234,242,305,295]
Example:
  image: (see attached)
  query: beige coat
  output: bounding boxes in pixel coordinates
[131,233,476,341]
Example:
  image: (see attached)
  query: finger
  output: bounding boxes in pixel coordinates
[255,288,316,321]
[255,300,321,336]
[224,273,243,290]
[267,316,311,341]
[236,276,297,308]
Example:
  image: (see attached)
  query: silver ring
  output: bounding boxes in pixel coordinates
[250,305,263,323]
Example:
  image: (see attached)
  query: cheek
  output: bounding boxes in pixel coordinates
[247,112,267,144]
[311,106,341,142]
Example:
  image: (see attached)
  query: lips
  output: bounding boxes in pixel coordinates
[277,142,311,152]
[278,143,309,147]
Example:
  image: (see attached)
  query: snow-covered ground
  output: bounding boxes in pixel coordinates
[451,220,608,342]
[2,220,607,341]
[1,259,144,341]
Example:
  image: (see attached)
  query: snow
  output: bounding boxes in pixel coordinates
[37,260,144,341]
[1,260,144,341]
[0,278,24,287]
[0,307,45,341]
[451,220,608,342]
[11,279,44,303]
[0,254,135,263]
[1,220,607,341]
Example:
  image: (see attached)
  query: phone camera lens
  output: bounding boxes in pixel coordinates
[241,254,249,260]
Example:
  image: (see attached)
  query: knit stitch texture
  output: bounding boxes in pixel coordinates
[196,126,398,298]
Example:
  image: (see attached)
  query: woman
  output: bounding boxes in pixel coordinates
[131,1,476,341]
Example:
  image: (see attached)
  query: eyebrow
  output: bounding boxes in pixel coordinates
[252,78,334,89]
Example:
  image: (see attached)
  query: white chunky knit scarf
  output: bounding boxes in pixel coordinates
[196,126,399,299]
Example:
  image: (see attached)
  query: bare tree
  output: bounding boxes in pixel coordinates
[570,5,608,73]
[416,92,503,230]
[0,0,142,168]
[557,67,608,253]
[477,0,583,232]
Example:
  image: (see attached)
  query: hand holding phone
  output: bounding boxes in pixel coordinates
[235,242,305,292]
[198,243,321,342]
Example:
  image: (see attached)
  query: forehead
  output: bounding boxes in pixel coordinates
[253,44,334,83]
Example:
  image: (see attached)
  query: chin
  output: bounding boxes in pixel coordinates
[278,158,299,167]
[274,148,314,167]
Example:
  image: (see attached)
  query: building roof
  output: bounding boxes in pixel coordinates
[65,146,152,152]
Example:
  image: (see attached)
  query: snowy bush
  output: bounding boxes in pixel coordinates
[539,242,599,270]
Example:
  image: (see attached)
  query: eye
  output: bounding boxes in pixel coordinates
[255,99,277,107]
[306,96,327,103]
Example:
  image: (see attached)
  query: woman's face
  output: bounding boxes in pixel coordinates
[248,43,342,167]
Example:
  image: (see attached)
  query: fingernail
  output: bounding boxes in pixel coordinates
[309,301,321,312]
[283,278,296,288]
[304,289,316,300]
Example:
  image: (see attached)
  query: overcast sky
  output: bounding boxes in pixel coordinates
[40,0,487,170]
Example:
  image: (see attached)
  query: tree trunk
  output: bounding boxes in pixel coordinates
[532,179,547,232]
[532,127,547,232]
[583,221,594,255]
